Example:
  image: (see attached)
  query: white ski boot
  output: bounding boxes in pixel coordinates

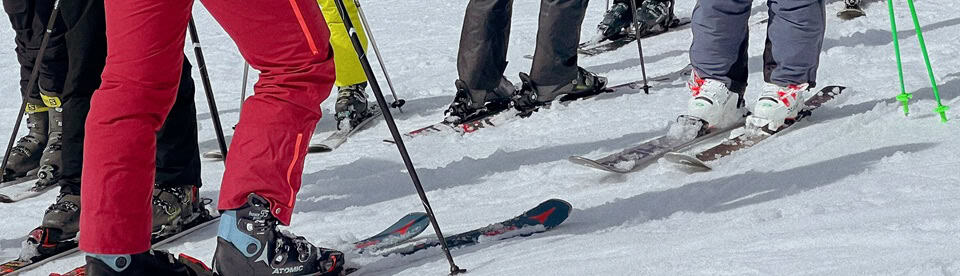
[747,82,810,135]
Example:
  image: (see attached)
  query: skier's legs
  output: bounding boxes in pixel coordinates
[457,0,513,93]
[318,0,368,87]
[200,0,335,225]
[689,0,752,88]
[2,0,68,104]
[529,0,588,86]
[765,0,825,86]
[154,58,201,189]
[57,0,107,195]
[80,0,192,254]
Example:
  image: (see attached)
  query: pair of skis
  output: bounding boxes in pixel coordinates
[390,65,693,143]
[571,85,846,173]
[45,198,572,275]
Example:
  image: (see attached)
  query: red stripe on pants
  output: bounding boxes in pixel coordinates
[80,0,333,254]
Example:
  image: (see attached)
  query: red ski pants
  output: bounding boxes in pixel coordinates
[80,0,334,254]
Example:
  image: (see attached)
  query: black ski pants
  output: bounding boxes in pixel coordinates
[55,0,201,195]
[457,0,588,92]
[3,0,68,104]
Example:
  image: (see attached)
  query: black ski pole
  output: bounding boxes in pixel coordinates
[629,0,651,94]
[355,0,405,112]
[187,17,229,160]
[331,0,464,274]
[2,0,62,180]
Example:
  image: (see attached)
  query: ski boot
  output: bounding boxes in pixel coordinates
[746,82,810,135]
[684,71,745,130]
[36,107,63,188]
[334,82,373,130]
[3,104,47,182]
[213,194,344,276]
[85,249,212,276]
[443,77,514,125]
[513,67,607,113]
[635,0,676,35]
[592,2,633,43]
[152,184,204,239]
[20,193,80,261]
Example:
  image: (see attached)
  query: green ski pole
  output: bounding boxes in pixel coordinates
[906,0,949,122]
[887,0,912,116]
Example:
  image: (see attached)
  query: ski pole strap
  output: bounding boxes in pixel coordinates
[906,0,949,122]
[887,0,911,116]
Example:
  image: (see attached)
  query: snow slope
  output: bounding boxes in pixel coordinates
[2,0,960,275]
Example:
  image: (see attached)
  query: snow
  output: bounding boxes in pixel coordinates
[1,0,960,275]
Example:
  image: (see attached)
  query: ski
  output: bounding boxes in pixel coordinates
[309,105,383,153]
[569,115,743,173]
[1,200,220,276]
[40,212,430,276]
[388,65,692,143]
[663,85,847,171]
[837,0,865,19]
[577,17,692,56]
[0,177,57,203]
[382,198,572,256]
[0,169,39,190]
[353,211,431,253]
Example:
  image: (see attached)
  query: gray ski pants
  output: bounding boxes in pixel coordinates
[457,0,588,95]
[689,0,825,91]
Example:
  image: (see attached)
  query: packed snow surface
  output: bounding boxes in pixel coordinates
[1,0,959,275]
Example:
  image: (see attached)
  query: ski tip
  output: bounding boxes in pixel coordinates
[662,152,713,171]
[382,139,397,144]
[527,199,573,229]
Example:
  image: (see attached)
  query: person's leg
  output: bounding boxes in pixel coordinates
[529,0,588,88]
[154,58,201,190]
[457,0,513,95]
[765,0,825,87]
[689,0,752,88]
[80,0,192,255]
[318,0,367,88]
[201,0,341,273]
[202,0,334,224]
[56,0,107,196]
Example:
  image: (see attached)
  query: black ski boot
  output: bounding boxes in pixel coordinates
[443,77,515,124]
[334,82,372,130]
[635,0,676,36]
[21,193,80,261]
[85,249,211,276]
[213,194,344,276]
[3,104,47,182]
[513,67,608,113]
[36,107,63,188]
[152,184,204,239]
[593,2,633,42]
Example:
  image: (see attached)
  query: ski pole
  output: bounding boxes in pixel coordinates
[887,0,912,116]
[2,0,62,179]
[187,17,230,159]
[905,0,949,122]
[628,0,651,94]
[331,0,464,274]
[355,0,406,112]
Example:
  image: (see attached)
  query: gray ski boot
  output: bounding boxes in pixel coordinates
[22,193,80,260]
[36,107,63,188]
[443,77,515,124]
[334,82,372,130]
[152,184,203,238]
[3,104,47,182]
[513,67,608,113]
